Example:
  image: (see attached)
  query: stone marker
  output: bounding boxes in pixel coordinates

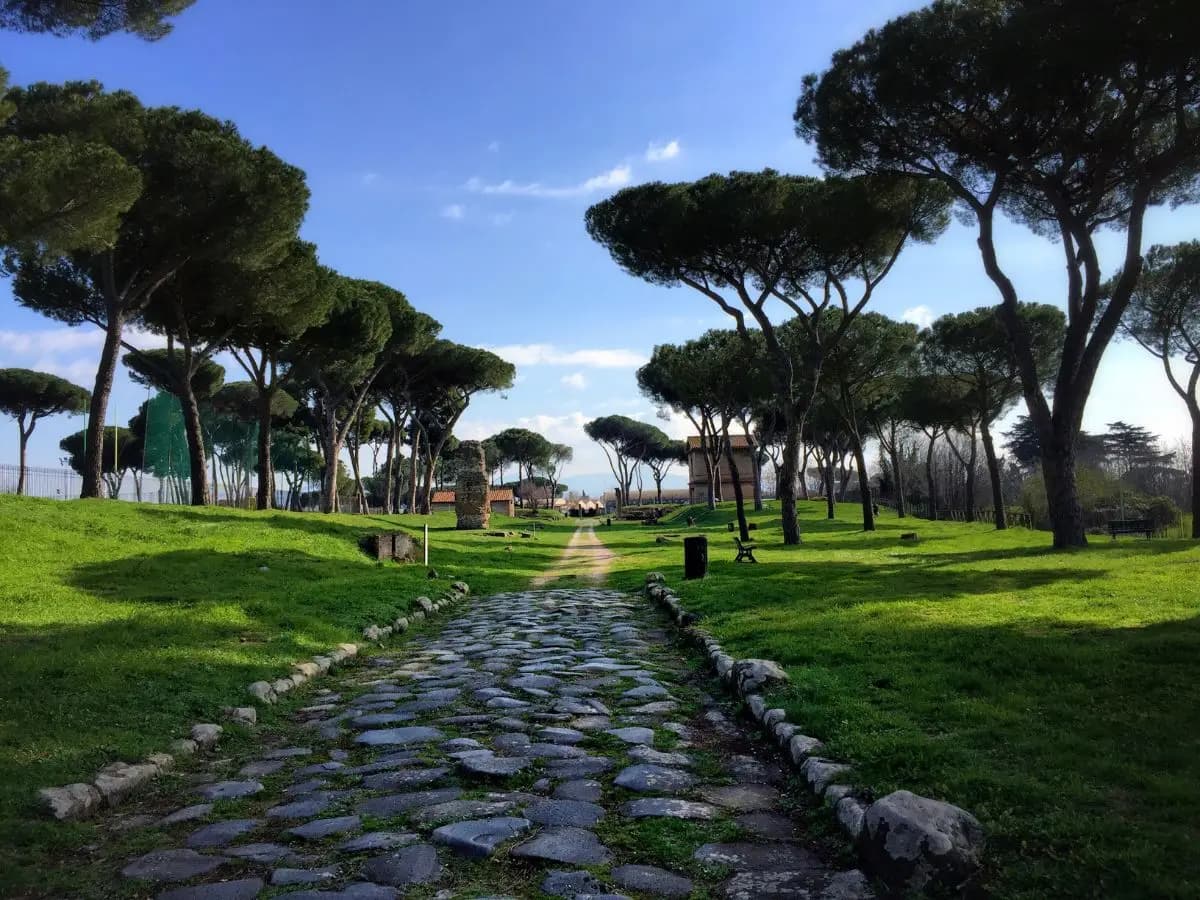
[454,441,490,530]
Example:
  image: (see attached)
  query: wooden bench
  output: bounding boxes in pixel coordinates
[1107,518,1154,539]
[733,536,758,563]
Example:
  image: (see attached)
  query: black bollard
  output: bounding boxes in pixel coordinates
[683,535,708,580]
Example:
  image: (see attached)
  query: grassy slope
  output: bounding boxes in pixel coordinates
[0,496,575,877]
[597,502,1200,900]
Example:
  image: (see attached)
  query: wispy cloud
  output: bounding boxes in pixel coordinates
[465,164,632,199]
[0,326,167,356]
[441,203,465,220]
[902,305,935,329]
[645,140,680,162]
[489,212,514,226]
[561,372,588,390]
[360,172,380,187]
[487,140,500,153]
[487,343,647,368]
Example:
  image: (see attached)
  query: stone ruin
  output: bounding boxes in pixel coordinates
[455,440,490,530]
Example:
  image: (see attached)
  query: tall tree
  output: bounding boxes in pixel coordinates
[540,443,573,510]
[6,85,308,499]
[0,0,194,39]
[587,170,949,544]
[584,415,660,512]
[59,422,137,497]
[922,303,1064,528]
[0,367,89,494]
[223,242,336,510]
[286,277,424,514]
[644,436,685,505]
[819,311,919,530]
[797,0,1200,546]
[490,427,553,509]
[1118,241,1200,536]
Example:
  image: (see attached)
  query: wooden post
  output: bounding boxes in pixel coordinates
[684,535,708,580]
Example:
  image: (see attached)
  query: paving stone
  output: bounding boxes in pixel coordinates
[611,864,694,898]
[458,755,532,778]
[121,849,228,882]
[337,831,419,853]
[510,826,611,865]
[271,866,339,885]
[553,779,603,802]
[351,713,416,728]
[718,868,876,899]
[613,764,697,794]
[536,727,585,744]
[224,843,302,864]
[361,767,450,791]
[356,788,463,817]
[360,843,442,887]
[541,869,606,897]
[156,878,265,900]
[627,746,693,767]
[197,780,263,801]
[605,726,655,745]
[525,798,605,827]
[735,811,801,841]
[287,815,362,841]
[158,803,214,826]
[693,841,824,871]
[620,798,719,820]
[267,797,334,820]
[545,756,614,778]
[286,886,399,900]
[411,800,517,828]
[354,726,444,747]
[238,759,285,778]
[699,783,782,812]
[185,818,261,848]
[431,816,534,858]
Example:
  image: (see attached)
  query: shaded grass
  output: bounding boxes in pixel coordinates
[596,501,1200,900]
[0,495,577,890]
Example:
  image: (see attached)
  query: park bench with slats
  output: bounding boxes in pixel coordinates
[733,536,758,563]
[1107,518,1154,539]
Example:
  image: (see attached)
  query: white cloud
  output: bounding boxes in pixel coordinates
[487,140,500,153]
[489,212,514,226]
[486,343,647,368]
[561,372,588,390]
[0,326,167,357]
[645,140,680,162]
[902,305,935,329]
[360,172,380,186]
[464,164,632,199]
[441,203,465,220]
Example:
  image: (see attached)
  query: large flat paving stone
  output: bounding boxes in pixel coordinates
[356,788,463,817]
[431,817,534,858]
[525,799,605,827]
[197,781,263,801]
[360,843,442,887]
[611,864,694,898]
[157,878,265,900]
[354,726,444,747]
[185,818,261,848]
[620,798,719,820]
[694,841,824,871]
[510,826,612,865]
[613,764,696,794]
[122,849,228,882]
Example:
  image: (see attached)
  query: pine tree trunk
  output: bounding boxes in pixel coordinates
[779,413,802,544]
[17,419,29,496]
[407,429,421,514]
[824,451,835,519]
[179,383,210,506]
[852,434,875,531]
[723,428,750,541]
[1191,415,1200,539]
[889,440,907,517]
[925,435,938,521]
[981,418,1006,529]
[256,389,274,510]
[82,311,124,499]
[321,437,342,514]
[1040,423,1087,548]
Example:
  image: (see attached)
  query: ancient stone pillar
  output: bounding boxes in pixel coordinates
[455,440,490,530]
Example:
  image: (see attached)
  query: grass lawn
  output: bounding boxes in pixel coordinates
[595,501,1200,900]
[0,495,576,889]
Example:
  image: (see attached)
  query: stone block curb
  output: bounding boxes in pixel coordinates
[642,572,984,896]
[38,581,470,822]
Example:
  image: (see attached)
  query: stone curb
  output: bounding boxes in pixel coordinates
[642,572,984,896]
[37,580,471,822]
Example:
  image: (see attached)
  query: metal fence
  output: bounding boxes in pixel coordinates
[0,463,325,509]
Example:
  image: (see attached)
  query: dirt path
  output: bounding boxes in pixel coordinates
[530,523,616,588]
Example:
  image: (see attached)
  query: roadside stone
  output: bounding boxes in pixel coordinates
[788,734,824,765]
[39,783,102,820]
[121,848,228,882]
[431,817,534,858]
[620,798,719,820]
[361,843,442,887]
[510,826,611,865]
[157,879,265,900]
[836,796,868,839]
[224,706,257,726]
[613,764,696,794]
[191,724,223,748]
[731,658,790,693]
[861,790,984,894]
[611,864,693,898]
[197,780,263,801]
[94,761,160,806]
[801,758,852,795]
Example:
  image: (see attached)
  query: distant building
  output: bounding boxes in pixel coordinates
[686,434,757,505]
[430,488,515,516]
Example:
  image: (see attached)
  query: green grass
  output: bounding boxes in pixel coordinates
[595,501,1200,900]
[0,495,577,888]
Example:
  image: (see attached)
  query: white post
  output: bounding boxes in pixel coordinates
[424,522,429,567]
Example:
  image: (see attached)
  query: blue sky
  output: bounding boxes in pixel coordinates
[1,0,1194,495]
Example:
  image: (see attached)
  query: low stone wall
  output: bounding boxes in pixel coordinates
[38,580,471,822]
[643,573,985,896]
